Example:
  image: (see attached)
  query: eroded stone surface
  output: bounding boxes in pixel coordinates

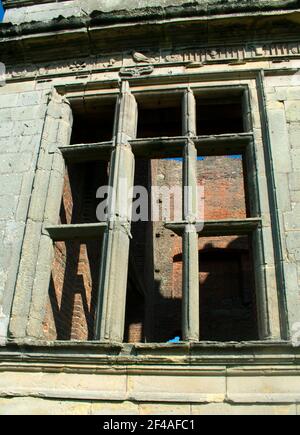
[3,0,300,24]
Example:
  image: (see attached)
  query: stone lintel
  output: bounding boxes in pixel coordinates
[44,223,107,241]
[165,218,262,236]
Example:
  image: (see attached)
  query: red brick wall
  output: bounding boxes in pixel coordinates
[149,156,257,342]
[43,161,107,341]
[198,156,247,220]
[43,239,100,340]
[44,155,257,343]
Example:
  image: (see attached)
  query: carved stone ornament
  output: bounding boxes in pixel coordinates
[132,51,152,63]
[6,41,300,81]
[119,65,154,78]
[69,61,87,71]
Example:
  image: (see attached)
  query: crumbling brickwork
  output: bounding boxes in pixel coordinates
[150,156,256,342]
[44,153,253,343]
[43,162,107,341]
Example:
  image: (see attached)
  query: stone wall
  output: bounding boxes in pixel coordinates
[0,397,298,415]
[1,341,300,415]
[266,77,300,333]
[0,83,49,344]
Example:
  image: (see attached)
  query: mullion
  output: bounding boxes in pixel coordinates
[181,88,200,342]
[94,81,137,343]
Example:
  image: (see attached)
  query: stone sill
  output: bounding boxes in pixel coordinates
[1,340,300,372]
[3,338,293,349]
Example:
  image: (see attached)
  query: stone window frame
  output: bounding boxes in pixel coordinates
[8,74,286,344]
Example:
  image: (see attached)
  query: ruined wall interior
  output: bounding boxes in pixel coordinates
[1,0,300,415]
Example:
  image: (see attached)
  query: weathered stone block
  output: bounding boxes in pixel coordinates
[0,122,13,138]
[268,107,292,173]
[227,373,300,403]
[14,105,45,122]
[261,226,275,265]
[290,191,300,202]
[285,101,300,122]
[0,372,127,401]
[56,121,72,147]
[18,91,42,107]
[0,153,32,174]
[139,403,190,415]
[284,204,300,231]
[284,259,299,288]
[14,153,33,173]
[287,88,300,101]
[0,196,18,220]
[0,246,12,271]
[286,232,300,253]
[0,397,92,415]
[3,221,24,246]
[274,173,291,212]
[288,125,300,149]
[16,195,31,223]
[275,87,288,101]
[0,174,22,195]
[291,149,300,171]
[191,403,297,415]
[19,120,44,137]
[47,102,64,120]
[0,137,15,154]
[267,76,294,87]
[51,152,65,176]
[42,117,59,147]
[127,373,226,402]
[0,268,8,297]
[0,154,14,174]
[27,169,52,222]
[0,94,19,108]
[281,261,300,328]
[0,306,9,346]
[0,109,12,122]
[91,401,139,415]
[289,172,300,191]
[18,135,41,154]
